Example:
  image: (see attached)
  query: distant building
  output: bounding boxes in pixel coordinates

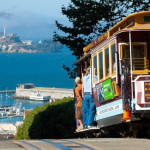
[22,40,33,45]
[0,26,7,39]
[17,83,35,89]
[39,40,42,44]
[9,33,17,37]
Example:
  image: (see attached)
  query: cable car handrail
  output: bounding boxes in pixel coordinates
[122,59,149,70]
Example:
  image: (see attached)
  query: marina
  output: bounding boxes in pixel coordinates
[0,105,23,119]
[0,93,49,123]
[0,83,74,122]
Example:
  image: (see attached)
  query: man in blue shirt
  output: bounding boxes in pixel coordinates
[82,67,96,129]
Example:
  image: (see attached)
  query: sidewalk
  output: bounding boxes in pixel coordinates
[0,121,23,135]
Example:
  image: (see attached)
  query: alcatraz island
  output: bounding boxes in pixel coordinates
[0,27,62,53]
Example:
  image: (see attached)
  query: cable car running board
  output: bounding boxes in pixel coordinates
[74,126,100,133]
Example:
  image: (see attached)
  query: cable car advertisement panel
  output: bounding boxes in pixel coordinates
[93,78,114,105]
[93,83,104,107]
[102,78,114,100]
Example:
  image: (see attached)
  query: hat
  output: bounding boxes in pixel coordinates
[75,77,81,84]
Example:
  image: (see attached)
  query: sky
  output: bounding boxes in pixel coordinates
[0,0,70,42]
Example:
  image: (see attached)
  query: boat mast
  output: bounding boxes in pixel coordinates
[5,87,7,106]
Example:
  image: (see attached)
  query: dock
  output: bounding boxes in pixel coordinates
[0,90,15,94]
[13,83,74,100]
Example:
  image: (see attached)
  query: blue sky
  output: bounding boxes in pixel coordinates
[0,0,70,41]
[0,0,70,18]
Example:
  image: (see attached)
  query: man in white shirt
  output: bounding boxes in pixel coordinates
[82,67,96,129]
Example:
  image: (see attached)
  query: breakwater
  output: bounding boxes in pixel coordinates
[0,90,15,94]
[14,86,74,100]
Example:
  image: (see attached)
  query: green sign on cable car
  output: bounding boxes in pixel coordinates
[102,78,114,100]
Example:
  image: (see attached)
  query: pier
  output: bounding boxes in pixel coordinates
[0,90,15,94]
[13,84,74,100]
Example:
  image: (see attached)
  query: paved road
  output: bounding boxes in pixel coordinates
[0,139,25,150]
[1,138,150,150]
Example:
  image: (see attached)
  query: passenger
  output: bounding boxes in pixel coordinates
[82,67,96,129]
[74,77,83,131]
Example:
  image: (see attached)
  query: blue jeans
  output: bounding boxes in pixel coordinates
[82,94,95,126]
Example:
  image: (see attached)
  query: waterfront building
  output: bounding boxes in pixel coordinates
[13,83,74,100]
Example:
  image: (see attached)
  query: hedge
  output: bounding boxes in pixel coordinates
[15,97,76,139]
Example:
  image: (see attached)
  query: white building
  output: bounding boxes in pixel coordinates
[22,40,33,45]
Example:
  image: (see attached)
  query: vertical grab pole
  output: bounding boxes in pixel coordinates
[82,73,84,97]
[129,31,133,110]
[90,67,92,95]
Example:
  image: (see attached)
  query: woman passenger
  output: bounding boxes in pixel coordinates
[75,77,83,131]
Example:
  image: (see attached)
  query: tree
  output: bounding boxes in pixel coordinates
[53,0,150,78]
[54,0,112,58]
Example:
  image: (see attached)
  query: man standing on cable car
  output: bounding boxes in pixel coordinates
[82,67,96,129]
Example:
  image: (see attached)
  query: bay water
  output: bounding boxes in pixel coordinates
[0,46,76,122]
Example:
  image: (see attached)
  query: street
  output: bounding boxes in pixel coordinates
[1,138,150,150]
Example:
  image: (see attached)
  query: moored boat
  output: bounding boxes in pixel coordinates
[0,105,23,119]
[29,93,50,101]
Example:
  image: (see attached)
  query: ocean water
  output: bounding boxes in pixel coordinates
[0,46,76,122]
[0,47,76,90]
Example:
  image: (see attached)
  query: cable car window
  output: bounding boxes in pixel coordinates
[132,45,144,58]
[111,43,116,74]
[122,44,146,70]
[122,45,130,58]
[93,55,97,83]
[99,51,103,80]
[105,47,110,77]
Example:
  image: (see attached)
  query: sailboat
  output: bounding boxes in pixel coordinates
[0,88,24,119]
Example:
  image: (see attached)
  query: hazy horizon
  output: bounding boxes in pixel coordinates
[0,0,71,41]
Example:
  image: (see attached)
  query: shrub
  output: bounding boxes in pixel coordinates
[14,124,23,140]
[15,97,76,139]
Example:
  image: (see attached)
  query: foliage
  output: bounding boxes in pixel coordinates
[14,124,23,140]
[63,64,77,79]
[54,0,108,58]
[53,0,150,78]
[15,97,75,139]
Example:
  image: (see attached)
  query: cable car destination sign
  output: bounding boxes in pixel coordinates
[83,32,108,53]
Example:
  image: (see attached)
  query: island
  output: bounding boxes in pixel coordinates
[0,29,62,53]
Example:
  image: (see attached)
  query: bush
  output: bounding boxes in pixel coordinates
[15,97,76,139]
[14,124,23,140]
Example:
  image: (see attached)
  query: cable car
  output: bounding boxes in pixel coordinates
[75,11,150,137]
